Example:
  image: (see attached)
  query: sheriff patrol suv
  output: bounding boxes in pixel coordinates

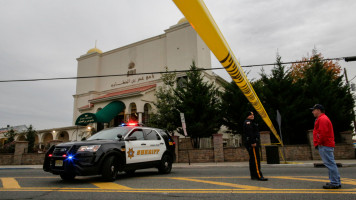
[43,123,175,181]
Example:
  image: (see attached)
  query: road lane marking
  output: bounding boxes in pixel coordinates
[91,182,132,190]
[1,176,356,194]
[1,187,356,194]
[170,177,270,190]
[1,178,21,189]
[270,176,329,183]
[339,178,356,186]
[270,176,356,186]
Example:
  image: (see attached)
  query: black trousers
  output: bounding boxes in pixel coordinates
[245,145,263,179]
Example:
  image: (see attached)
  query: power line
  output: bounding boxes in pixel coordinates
[349,75,356,82]
[0,56,353,83]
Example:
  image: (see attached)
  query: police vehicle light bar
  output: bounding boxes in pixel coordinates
[119,122,145,127]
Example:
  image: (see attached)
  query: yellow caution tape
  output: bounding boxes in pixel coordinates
[172,0,283,145]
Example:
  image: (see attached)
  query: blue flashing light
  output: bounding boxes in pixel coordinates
[65,154,75,161]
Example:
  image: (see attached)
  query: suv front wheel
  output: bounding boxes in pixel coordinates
[102,156,120,181]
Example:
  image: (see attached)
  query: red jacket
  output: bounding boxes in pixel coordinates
[313,113,335,147]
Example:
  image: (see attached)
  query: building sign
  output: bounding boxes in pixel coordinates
[110,61,156,88]
[75,113,97,126]
[110,74,155,88]
[127,62,136,77]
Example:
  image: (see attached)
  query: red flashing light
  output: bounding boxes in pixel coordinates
[62,154,67,157]
[48,154,53,157]
[128,123,137,126]
[173,142,176,145]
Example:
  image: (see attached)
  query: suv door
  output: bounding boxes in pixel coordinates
[125,128,146,164]
[143,128,165,161]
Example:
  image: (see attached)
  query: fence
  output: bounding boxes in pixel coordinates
[0,131,354,165]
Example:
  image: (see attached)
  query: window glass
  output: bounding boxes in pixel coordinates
[129,129,144,140]
[144,129,161,140]
[87,127,131,140]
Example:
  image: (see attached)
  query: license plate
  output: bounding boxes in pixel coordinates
[55,160,63,167]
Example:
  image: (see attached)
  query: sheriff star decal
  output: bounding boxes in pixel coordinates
[127,148,135,159]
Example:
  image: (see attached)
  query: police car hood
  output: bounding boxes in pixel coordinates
[56,139,119,147]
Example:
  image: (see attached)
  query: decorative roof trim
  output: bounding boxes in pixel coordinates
[89,84,156,104]
[78,103,94,111]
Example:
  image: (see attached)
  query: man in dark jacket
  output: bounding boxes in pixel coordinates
[243,111,268,181]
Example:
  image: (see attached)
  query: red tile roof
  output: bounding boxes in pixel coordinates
[92,84,156,101]
[78,103,94,110]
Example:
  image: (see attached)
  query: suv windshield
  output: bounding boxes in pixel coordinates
[87,127,132,140]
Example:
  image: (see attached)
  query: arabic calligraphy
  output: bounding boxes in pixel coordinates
[111,74,155,88]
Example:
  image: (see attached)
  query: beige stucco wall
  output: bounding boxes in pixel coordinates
[72,20,221,129]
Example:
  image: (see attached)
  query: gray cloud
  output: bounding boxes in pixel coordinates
[0,0,355,130]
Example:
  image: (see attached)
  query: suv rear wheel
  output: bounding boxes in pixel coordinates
[158,154,172,174]
[102,156,119,181]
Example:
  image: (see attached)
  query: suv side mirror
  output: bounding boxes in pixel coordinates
[125,136,137,141]
[117,134,123,140]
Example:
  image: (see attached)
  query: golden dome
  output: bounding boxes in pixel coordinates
[87,47,103,54]
[177,17,188,25]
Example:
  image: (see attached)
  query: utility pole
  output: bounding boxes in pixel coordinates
[344,68,356,131]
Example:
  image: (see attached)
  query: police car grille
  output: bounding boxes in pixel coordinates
[53,146,70,156]
[69,145,80,153]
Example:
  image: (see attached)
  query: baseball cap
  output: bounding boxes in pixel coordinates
[246,111,254,118]
[310,104,325,111]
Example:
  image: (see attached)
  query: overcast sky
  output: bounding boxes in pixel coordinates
[1,0,355,130]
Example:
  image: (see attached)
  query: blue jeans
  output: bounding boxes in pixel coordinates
[318,145,341,186]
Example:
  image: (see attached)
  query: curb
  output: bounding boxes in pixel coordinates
[0,162,355,169]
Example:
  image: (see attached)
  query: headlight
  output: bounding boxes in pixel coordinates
[77,145,101,152]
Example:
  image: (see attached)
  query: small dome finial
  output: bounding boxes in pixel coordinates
[87,40,102,54]
[177,17,188,25]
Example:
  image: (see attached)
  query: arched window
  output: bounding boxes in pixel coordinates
[143,103,152,125]
[129,103,138,122]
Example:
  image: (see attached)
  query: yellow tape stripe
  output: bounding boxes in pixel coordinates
[1,178,21,189]
[252,147,261,179]
[172,0,282,145]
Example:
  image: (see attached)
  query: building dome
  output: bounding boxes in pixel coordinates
[87,47,103,54]
[177,17,188,25]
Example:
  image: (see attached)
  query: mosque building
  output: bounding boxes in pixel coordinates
[4,18,235,149]
[73,18,226,132]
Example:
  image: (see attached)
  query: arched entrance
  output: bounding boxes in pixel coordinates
[111,109,126,127]
[96,108,104,132]
[57,131,69,142]
[42,132,53,149]
[17,134,26,141]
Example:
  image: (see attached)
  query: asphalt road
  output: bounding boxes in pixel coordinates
[1,166,356,200]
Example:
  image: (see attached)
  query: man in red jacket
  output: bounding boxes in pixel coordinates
[311,104,341,189]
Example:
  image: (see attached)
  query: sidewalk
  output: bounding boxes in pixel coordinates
[1,160,355,169]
